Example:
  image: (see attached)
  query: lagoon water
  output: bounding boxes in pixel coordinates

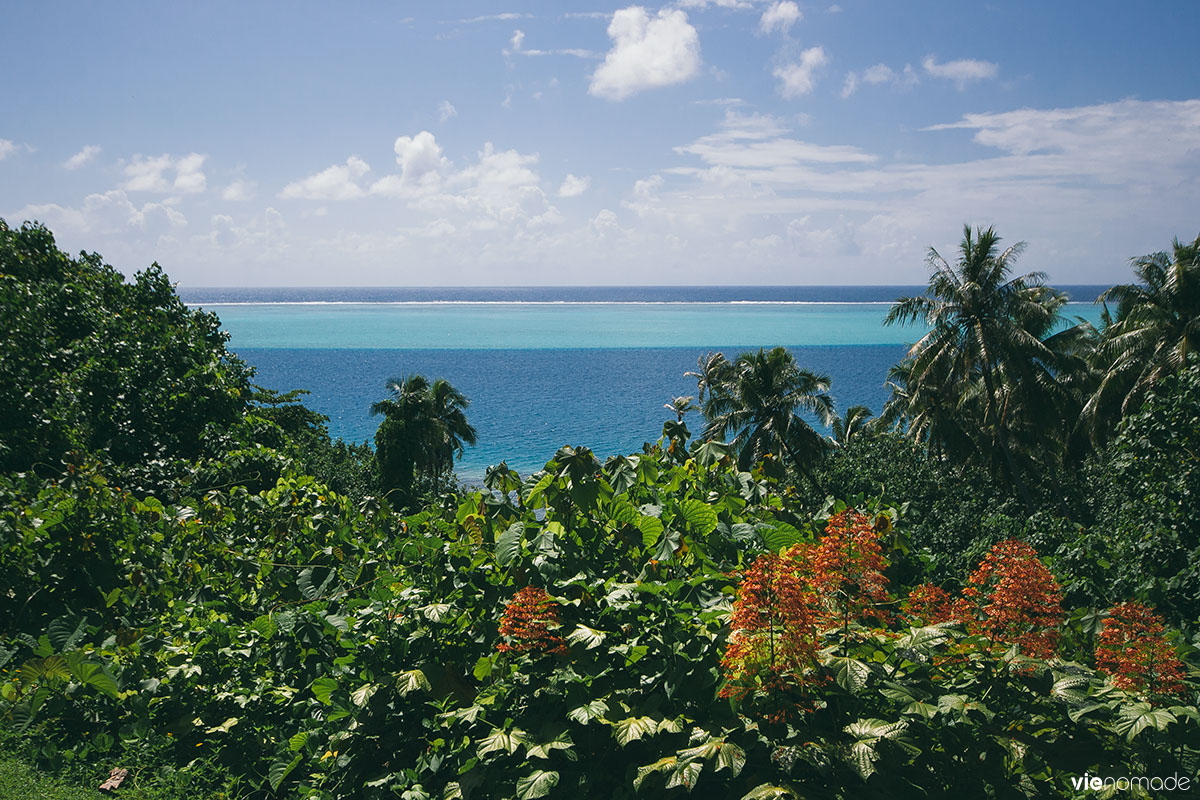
[181,286,1108,483]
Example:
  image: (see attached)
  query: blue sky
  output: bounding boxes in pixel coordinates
[2,1,1198,286]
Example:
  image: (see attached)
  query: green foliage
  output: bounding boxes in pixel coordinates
[3,444,1196,798]
[0,220,253,484]
[1048,357,1200,627]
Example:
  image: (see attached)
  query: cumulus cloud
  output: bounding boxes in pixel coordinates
[369,131,451,195]
[222,180,255,201]
[63,145,101,170]
[759,1,801,34]
[922,55,998,89]
[279,156,370,200]
[122,153,208,194]
[558,174,591,197]
[773,47,827,98]
[589,7,701,101]
[439,100,458,122]
[841,63,918,97]
[11,190,186,235]
[0,139,15,160]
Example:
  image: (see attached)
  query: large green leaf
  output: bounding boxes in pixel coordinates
[634,757,677,790]
[760,522,803,552]
[47,615,88,651]
[1115,703,1176,741]
[63,652,119,698]
[680,499,718,536]
[665,760,703,791]
[350,682,378,708]
[525,732,573,760]
[566,699,609,725]
[832,657,871,694]
[516,770,559,799]
[715,742,746,777]
[636,515,664,549]
[566,624,607,650]
[612,716,659,746]
[496,522,525,567]
[741,784,797,800]
[268,753,302,792]
[478,728,527,758]
[311,676,338,706]
[395,669,431,696]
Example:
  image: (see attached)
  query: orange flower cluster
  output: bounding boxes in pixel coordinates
[811,511,891,625]
[960,540,1063,659]
[719,545,824,702]
[496,586,566,655]
[1095,602,1186,698]
[721,510,894,710]
[902,583,954,626]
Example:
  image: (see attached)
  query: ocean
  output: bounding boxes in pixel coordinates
[179,286,1109,483]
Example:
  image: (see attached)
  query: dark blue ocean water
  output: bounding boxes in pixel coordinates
[180,286,1110,483]
[240,345,907,481]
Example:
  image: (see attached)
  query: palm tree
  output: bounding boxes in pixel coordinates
[664,395,697,422]
[370,375,476,499]
[1085,233,1200,443]
[425,377,478,485]
[831,405,875,446]
[686,352,732,406]
[700,347,834,479]
[883,225,1081,507]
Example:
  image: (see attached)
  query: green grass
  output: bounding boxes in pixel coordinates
[0,750,249,800]
[0,755,112,800]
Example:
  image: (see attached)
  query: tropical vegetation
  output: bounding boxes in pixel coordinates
[1,218,1198,798]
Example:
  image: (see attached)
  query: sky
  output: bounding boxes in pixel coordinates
[2,1,1198,287]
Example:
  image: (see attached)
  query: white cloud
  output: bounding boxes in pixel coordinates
[121,153,208,194]
[589,7,701,101]
[675,0,753,8]
[558,174,591,197]
[773,47,827,98]
[840,72,857,99]
[458,12,528,23]
[222,180,255,201]
[862,64,896,84]
[841,63,918,97]
[922,55,998,89]
[0,139,15,160]
[370,131,450,195]
[676,110,876,170]
[506,28,598,58]
[439,100,458,122]
[759,1,801,34]
[63,145,101,170]
[11,190,186,235]
[279,156,370,200]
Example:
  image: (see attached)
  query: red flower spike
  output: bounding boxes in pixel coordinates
[1095,602,1186,698]
[961,540,1064,659]
[497,586,567,655]
[903,583,954,626]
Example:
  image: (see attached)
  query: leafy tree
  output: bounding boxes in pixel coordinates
[699,347,834,480]
[1085,232,1200,444]
[371,374,476,500]
[884,225,1089,507]
[0,219,252,482]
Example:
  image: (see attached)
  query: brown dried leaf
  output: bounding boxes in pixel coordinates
[99,767,128,791]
